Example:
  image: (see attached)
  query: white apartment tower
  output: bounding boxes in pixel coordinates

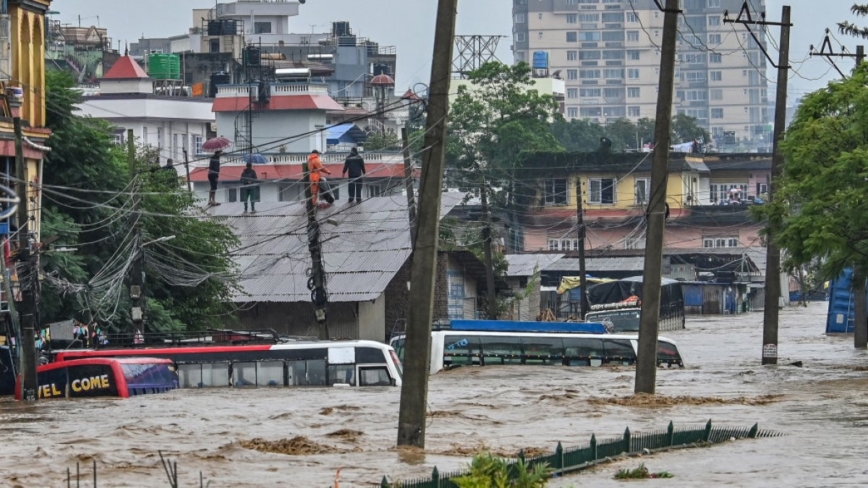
[512,0,771,149]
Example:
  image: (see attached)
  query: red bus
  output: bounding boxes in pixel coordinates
[15,357,178,400]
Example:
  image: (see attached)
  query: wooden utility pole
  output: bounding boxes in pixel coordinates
[397,0,458,448]
[182,148,193,193]
[401,127,417,246]
[481,180,497,320]
[858,45,865,66]
[575,177,589,319]
[302,162,329,340]
[634,0,679,395]
[13,117,36,401]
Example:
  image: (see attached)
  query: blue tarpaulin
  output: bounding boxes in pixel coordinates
[326,124,367,145]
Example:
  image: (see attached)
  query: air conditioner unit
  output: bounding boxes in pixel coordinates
[0,15,11,80]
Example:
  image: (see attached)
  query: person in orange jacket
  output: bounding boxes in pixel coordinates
[307,149,331,206]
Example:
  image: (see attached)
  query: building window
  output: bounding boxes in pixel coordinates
[579,13,600,22]
[703,237,740,248]
[627,87,640,98]
[567,88,578,99]
[627,50,640,60]
[515,13,527,23]
[757,183,768,196]
[226,186,238,203]
[580,107,601,117]
[711,108,724,119]
[566,14,577,24]
[602,68,624,79]
[710,70,722,81]
[544,178,568,205]
[635,178,650,204]
[567,69,579,80]
[579,31,601,41]
[193,135,204,155]
[580,88,601,97]
[627,31,639,42]
[580,50,601,60]
[710,183,748,203]
[710,88,723,100]
[626,12,639,22]
[589,178,616,204]
[580,69,601,79]
[708,0,721,7]
[625,236,645,249]
[516,32,526,42]
[627,68,639,79]
[708,33,721,44]
[567,107,579,118]
[628,106,640,117]
[709,53,722,63]
[254,22,272,34]
[567,50,578,61]
[112,131,124,146]
[708,15,721,26]
[566,32,577,43]
[548,239,560,251]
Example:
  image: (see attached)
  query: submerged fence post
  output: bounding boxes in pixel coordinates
[748,423,759,439]
[432,466,440,488]
[590,434,598,461]
[67,467,71,488]
[93,459,97,488]
[380,475,389,488]
[518,449,526,464]
[704,419,712,442]
[667,421,674,447]
[623,427,631,454]
[76,461,80,488]
[555,442,564,474]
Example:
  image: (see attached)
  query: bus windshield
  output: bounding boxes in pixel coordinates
[585,309,641,332]
[121,362,178,390]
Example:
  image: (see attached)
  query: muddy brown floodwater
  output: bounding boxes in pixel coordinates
[2,302,868,487]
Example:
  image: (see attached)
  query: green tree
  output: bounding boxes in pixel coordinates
[363,130,401,151]
[550,118,606,152]
[838,4,868,38]
[670,113,710,144]
[759,64,868,330]
[41,70,237,332]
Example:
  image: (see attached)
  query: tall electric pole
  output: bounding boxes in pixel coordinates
[575,177,589,319]
[302,162,329,340]
[727,4,791,365]
[13,117,36,401]
[397,0,458,448]
[635,0,679,395]
[401,127,417,246]
[481,179,497,320]
[127,129,145,337]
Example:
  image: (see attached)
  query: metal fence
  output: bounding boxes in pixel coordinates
[378,420,781,487]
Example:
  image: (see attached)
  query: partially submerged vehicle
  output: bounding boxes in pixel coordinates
[15,357,177,400]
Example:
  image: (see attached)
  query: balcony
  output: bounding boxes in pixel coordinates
[215,83,329,98]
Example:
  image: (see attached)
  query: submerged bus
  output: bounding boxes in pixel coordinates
[53,340,402,388]
[390,331,683,375]
[15,358,177,400]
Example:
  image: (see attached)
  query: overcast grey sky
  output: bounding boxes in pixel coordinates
[55,1,860,98]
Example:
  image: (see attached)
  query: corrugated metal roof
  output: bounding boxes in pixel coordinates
[505,253,564,277]
[209,192,465,303]
[544,257,646,273]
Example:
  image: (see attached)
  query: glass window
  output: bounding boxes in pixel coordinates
[658,341,682,365]
[567,88,578,99]
[359,367,392,386]
[567,50,578,61]
[589,178,616,204]
[567,107,578,118]
[708,16,721,26]
[711,108,724,119]
[567,69,578,80]
[254,22,272,34]
[627,50,640,60]
[580,50,601,60]
[201,362,230,387]
[288,359,307,386]
[711,70,722,81]
[602,12,623,22]
[257,361,284,387]
[627,68,639,79]
[178,364,203,388]
[579,32,601,41]
[566,14,577,24]
[627,31,639,42]
[601,31,624,42]
[566,32,577,43]
[604,339,637,364]
[480,336,523,365]
[443,335,482,366]
[233,362,257,387]
[562,337,605,366]
[522,337,564,365]
[710,53,722,63]
[628,106,640,117]
[328,364,356,386]
[306,359,327,386]
[627,87,640,98]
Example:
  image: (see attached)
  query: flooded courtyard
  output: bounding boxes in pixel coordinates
[3,302,868,487]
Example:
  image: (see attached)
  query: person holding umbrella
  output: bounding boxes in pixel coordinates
[208,149,222,206]
[240,162,258,213]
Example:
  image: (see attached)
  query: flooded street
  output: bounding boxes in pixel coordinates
[3,302,868,487]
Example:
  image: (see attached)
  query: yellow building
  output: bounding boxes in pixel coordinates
[0,0,52,245]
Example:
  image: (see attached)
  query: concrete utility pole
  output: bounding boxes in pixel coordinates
[481,179,497,320]
[302,162,329,340]
[127,129,146,337]
[13,117,36,401]
[575,177,589,319]
[397,0,458,449]
[634,0,679,395]
[182,148,193,193]
[401,127,417,246]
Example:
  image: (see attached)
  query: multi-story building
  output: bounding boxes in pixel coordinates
[512,0,770,149]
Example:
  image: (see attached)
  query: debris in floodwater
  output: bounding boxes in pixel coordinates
[588,394,783,407]
[325,429,364,442]
[318,405,361,416]
[433,442,549,459]
[790,361,804,367]
[239,436,344,455]
[614,463,674,480]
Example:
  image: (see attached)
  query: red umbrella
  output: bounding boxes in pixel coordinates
[201,136,233,152]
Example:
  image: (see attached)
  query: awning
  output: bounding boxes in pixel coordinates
[326,123,367,145]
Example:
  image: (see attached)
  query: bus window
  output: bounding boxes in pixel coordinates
[202,362,230,387]
[604,339,637,365]
[179,364,203,388]
[443,335,482,367]
[359,367,392,386]
[307,359,327,386]
[233,362,257,387]
[522,337,564,365]
[257,361,284,387]
[288,360,306,386]
[657,341,682,366]
[480,336,523,365]
[562,337,605,366]
[328,364,356,386]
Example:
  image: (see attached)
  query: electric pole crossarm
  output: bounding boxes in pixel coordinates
[652,0,681,13]
[723,16,790,69]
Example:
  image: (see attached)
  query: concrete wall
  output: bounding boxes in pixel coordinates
[214,109,326,153]
[504,276,541,322]
[358,295,386,342]
[236,301,360,339]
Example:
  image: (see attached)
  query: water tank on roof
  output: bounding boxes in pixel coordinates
[332,21,351,37]
[532,51,549,70]
[209,72,232,97]
[338,35,356,47]
[366,41,379,56]
[148,53,181,80]
[244,45,261,67]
